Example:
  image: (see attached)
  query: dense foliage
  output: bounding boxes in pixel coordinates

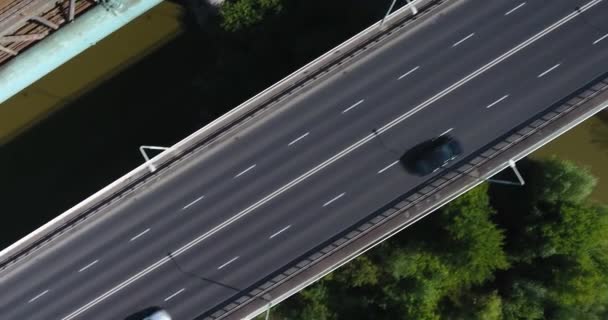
[265,158,608,319]
[220,0,283,31]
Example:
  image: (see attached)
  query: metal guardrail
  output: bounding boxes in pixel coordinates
[198,72,608,320]
[0,0,444,274]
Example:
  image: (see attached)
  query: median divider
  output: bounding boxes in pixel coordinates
[0,0,445,273]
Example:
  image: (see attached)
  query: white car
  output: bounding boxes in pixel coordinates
[143,309,172,320]
[125,307,172,320]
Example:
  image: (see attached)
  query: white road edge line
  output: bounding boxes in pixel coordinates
[269,225,292,239]
[78,260,99,273]
[218,256,239,270]
[183,195,205,210]
[323,192,346,207]
[164,288,185,302]
[505,2,526,16]
[342,99,365,114]
[398,66,420,80]
[129,228,150,242]
[485,94,510,109]
[593,33,608,45]
[452,32,475,47]
[288,132,310,146]
[439,127,454,136]
[61,3,603,318]
[378,160,400,174]
[234,164,256,178]
[537,63,561,78]
[28,290,49,303]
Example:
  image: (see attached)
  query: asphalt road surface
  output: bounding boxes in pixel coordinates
[2,0,608,319]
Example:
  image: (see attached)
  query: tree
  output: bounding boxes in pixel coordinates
[529,157,596,204]
[331,254,380,287]
[276,284,335,320]
[220,0,283,31]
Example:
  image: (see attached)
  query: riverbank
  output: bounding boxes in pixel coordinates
[0,1,184,145]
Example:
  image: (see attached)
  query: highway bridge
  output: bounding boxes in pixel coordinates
[1,0,608,319]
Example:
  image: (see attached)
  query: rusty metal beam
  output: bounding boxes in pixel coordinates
[30,16,60,29]
[0,0,59,37]
[69,0,76,21]
[0,33,47,43]
[0,45,18,56]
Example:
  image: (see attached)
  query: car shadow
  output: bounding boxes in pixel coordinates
[399,138,437,174]
[123,306,163,320]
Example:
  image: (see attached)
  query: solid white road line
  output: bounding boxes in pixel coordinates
[452,32,475,47]
[505,2,526,16]
[288,132,310,146]
[537,63,561,78]
[234,164,256,178]
[217,256,239,270]
[398,66,420,80]
[342,99,365,114]
[129,228,150,242]
[61,3,604,318]
[323,192,346,207]
[78,260,99,273]
[164,288,185,302]
[269,225,292,239]
[439,128,454,136]
[378,160,400,174]
[593,33,608,45]
[28,290,49,303]
[485,94,510,109]
[183,195,205,210]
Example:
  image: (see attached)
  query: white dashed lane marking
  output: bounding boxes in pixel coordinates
[439,128,453,136]
[164,288,185,302]
[537,63,561,78]
[78,260,99,273]
[28,290,49,303]
[234,165,256,179]
[378,161,400,174]
[452,33,475,47]
[342,99,365,114]
[288,132,310,146]
[398,66,420,80]
[485,94,509,109]
[129,228,150,242]
[269,225,292,239]
[593,33,608,45]
[183,195,205,210]
[505,2,526,16]
[217,256,239,270]
[323,193,346,207]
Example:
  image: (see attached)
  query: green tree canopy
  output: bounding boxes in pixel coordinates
[220,0,283,31]
[529,157,597,204]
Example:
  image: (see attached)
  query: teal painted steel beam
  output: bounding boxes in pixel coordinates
[0,0,163,104]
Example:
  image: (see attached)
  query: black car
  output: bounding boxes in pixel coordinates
[400,135,463,176]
